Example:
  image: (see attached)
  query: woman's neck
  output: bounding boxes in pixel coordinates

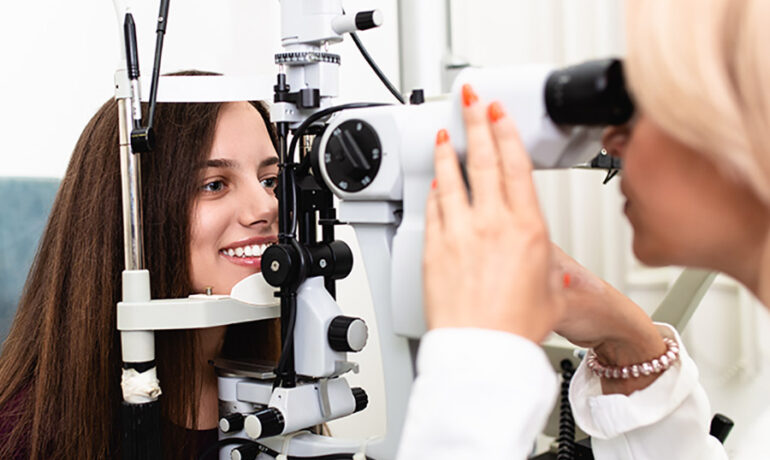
[192,325,227,430]
[756,235,770,305]
[719,216,770,303]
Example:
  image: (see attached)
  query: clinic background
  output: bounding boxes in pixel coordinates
[2,0,770,456]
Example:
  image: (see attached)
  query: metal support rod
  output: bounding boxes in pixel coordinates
[276,122,297,388]
[118,98,146,270]
[397,0,448,98]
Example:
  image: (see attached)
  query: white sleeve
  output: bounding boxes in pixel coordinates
[569,323,727,459]
[396,328,558,460]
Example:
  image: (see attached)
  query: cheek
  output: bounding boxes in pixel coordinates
[188,202,228,285]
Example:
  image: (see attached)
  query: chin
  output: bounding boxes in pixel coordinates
[632,235,674,267]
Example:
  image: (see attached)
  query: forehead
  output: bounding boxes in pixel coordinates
[208,101,275,162]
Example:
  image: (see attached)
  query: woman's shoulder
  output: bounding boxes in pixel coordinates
[0,385,31,459]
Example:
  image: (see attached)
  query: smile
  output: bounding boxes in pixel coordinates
[220,243,271,258]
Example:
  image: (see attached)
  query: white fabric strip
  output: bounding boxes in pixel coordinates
[121,367,162,404]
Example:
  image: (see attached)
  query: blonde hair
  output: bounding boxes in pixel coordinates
[625,0,770,202]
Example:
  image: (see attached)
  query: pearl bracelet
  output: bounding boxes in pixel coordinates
[586,337,680,379]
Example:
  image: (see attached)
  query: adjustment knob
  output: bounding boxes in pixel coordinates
[355,10,383,31]
[323,119,382,192]
[261,244,297,287]
[351,387,368,413]
[328,316,368,352]
[244,408,285,439]
[230,443,260,460]
[218,413,244,433]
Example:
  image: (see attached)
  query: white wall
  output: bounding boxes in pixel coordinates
[4,0,770,457]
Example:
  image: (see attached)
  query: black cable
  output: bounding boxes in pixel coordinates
[288,102,389,164]
[146,0,170,130]
[557,360,576,460]
[285,102,388,235]
[349,31,405,104]
[273,272,298,388]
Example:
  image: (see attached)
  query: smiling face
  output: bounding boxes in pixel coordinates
[188,102,279,294]
[603,115,769,278]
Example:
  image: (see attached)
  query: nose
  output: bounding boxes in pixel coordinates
[602,124,631,159]
[238,178,278,228]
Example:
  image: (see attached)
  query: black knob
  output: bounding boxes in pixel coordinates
[130,126,154,153]
[306,241,354,280]
[244,408,285,440]
[261,244,297,287]
[709,413,734,444]
[328,315,368,352]
[323,119,382,192]
[231,443,260,460]
[218,413,244,433]
[409,89,425,105]
[351,387,368,413]
[355,11,383,31]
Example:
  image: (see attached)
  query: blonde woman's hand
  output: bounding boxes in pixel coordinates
[551,245,668,394]
[551,244,662,350]
[422,84,564,343]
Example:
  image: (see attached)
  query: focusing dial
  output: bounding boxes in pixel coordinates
[328,315,368,352]
[323,119,382,192]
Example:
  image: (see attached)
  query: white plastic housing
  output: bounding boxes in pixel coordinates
[268,379,357,435]
[317,64,604,338]
[294,277,348,377]
[280,0,345,47]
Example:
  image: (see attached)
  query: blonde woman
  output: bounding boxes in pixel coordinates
[399,0,767,458]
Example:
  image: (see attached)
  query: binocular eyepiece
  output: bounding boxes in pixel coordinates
[545,58,634,127]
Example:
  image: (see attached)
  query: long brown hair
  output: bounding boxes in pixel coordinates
[0,81,281,457]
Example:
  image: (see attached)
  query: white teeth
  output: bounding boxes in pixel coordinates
[224,242,274,258]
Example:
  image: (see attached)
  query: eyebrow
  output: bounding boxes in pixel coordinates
[200,156,279,170]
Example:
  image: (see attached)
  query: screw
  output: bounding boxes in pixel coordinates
[204,286,213,295]
[271,260,281,272]
[319,259,327,269]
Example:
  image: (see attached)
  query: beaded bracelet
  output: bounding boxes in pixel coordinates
[586,337,680,379]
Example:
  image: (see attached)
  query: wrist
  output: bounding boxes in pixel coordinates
[593,331,667,367]
[591,327,672,396]
[593,292,667,365]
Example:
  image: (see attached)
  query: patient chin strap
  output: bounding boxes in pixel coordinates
[121,367,162,404]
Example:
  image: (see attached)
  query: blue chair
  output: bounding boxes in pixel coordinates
[0,177,60,347]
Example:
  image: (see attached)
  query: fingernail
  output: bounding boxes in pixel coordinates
[563,273,571,288]
[431,178,437,190]
[461,84,478,107]
[436,128,449,145]
[488,101,505,123]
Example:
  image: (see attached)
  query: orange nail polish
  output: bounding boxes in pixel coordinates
[461,84,478,107]
[436,129,449,145]
[488,101,505,123]
[563,273,571,288]
[431,179,437,189]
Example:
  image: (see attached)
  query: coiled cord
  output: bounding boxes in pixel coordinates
[557,359,576,460]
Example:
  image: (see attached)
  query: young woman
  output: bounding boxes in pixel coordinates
[0,92,282,458]
[403,0,768,458]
